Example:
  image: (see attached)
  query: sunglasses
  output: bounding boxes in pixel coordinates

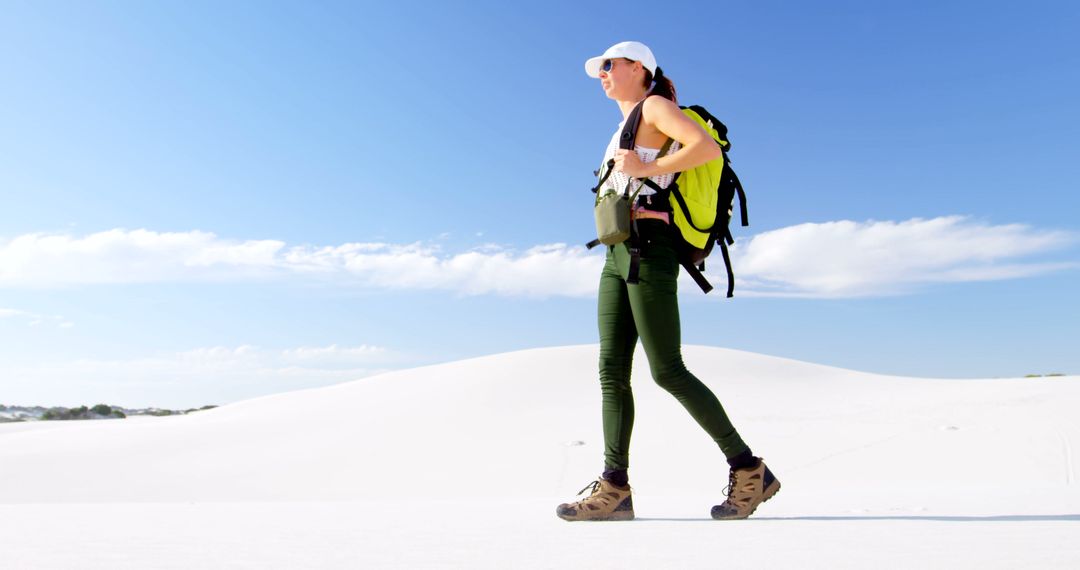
[600,58,634,73]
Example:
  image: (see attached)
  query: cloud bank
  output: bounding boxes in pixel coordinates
[0,217,1074,298]
[731,216,1077,297]
[0,307,74,328]
[4,343,400,408]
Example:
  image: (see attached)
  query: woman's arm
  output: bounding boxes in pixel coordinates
[613,95,722,179]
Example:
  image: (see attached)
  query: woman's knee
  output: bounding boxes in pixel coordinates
[599,353,633,385]
[649,359,692,392]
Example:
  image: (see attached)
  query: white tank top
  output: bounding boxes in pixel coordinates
[599,119,682,197]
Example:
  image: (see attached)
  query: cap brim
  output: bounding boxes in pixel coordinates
[584,56,605,78]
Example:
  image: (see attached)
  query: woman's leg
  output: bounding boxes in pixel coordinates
[597,248,639,472]
[554,258,639,522]
[620,240,750,460]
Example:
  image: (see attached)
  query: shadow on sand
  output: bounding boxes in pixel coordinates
[635,514,1080,522]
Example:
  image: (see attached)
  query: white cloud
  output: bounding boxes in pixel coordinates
[280,344,388,365]
[0,229,287,285]
[0,218,1074,299]
[0,307,72,328]
[0,229,600,297]
[731,216,1077,297]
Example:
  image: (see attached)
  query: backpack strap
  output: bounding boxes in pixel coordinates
[626,227,642,285]
[726,159,749,227]
[668,187,714,233]
[718,156,744,296]
[655,136,676,161]
[718,239,735,297]
[680,260,714,294]
[590,158,617,194]
[626,134,676,285]
[625,176,645,284]
[638,136,676,206]
[620,99,647,150]
[619,99,648,285]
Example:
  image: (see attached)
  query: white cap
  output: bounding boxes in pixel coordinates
[584,41,657,78]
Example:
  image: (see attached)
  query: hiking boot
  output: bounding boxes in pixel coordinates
[711,458,780,520]
[556,477,634,521]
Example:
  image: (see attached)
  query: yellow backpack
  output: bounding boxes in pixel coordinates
[587,101,749,296]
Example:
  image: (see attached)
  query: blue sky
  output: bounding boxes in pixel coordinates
[2,0,1078,408]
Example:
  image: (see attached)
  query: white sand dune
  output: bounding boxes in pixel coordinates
[1,345,1077,568]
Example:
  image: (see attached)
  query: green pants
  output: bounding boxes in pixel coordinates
[597,220,749,470]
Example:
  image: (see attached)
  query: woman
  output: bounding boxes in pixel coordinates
[556,41,780,522]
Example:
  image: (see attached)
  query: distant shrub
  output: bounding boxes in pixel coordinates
[42,407,68,420]
[20,403,217,421]
[179,405,218,414]
[1047,373,1065,377]
[1024,374,1042,378]
[41,406,98,420]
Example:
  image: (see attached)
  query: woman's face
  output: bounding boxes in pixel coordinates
[598,58,642,100]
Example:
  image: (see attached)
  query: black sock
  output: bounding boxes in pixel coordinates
[727,450,758,471]
[602,468,629,487]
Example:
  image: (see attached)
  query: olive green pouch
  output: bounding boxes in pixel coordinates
[594,190,633,245]
[593,161,643,246]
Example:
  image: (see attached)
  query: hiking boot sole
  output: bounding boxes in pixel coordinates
[711,479,781,520]
[556,509,635,522]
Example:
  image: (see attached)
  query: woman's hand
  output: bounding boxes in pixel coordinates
[613,149,654,179]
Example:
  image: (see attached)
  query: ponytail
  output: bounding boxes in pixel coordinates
[644,66,677,103]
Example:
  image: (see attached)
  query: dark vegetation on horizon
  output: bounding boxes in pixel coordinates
[0,403,218,423]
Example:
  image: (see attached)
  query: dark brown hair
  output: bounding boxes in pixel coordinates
[644,66,677,103]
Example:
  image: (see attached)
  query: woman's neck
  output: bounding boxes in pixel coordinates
[617,89,650,119]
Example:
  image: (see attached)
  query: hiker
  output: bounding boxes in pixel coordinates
[556,41,779,522]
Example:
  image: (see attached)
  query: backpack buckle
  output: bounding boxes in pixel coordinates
[627,247,642,285]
